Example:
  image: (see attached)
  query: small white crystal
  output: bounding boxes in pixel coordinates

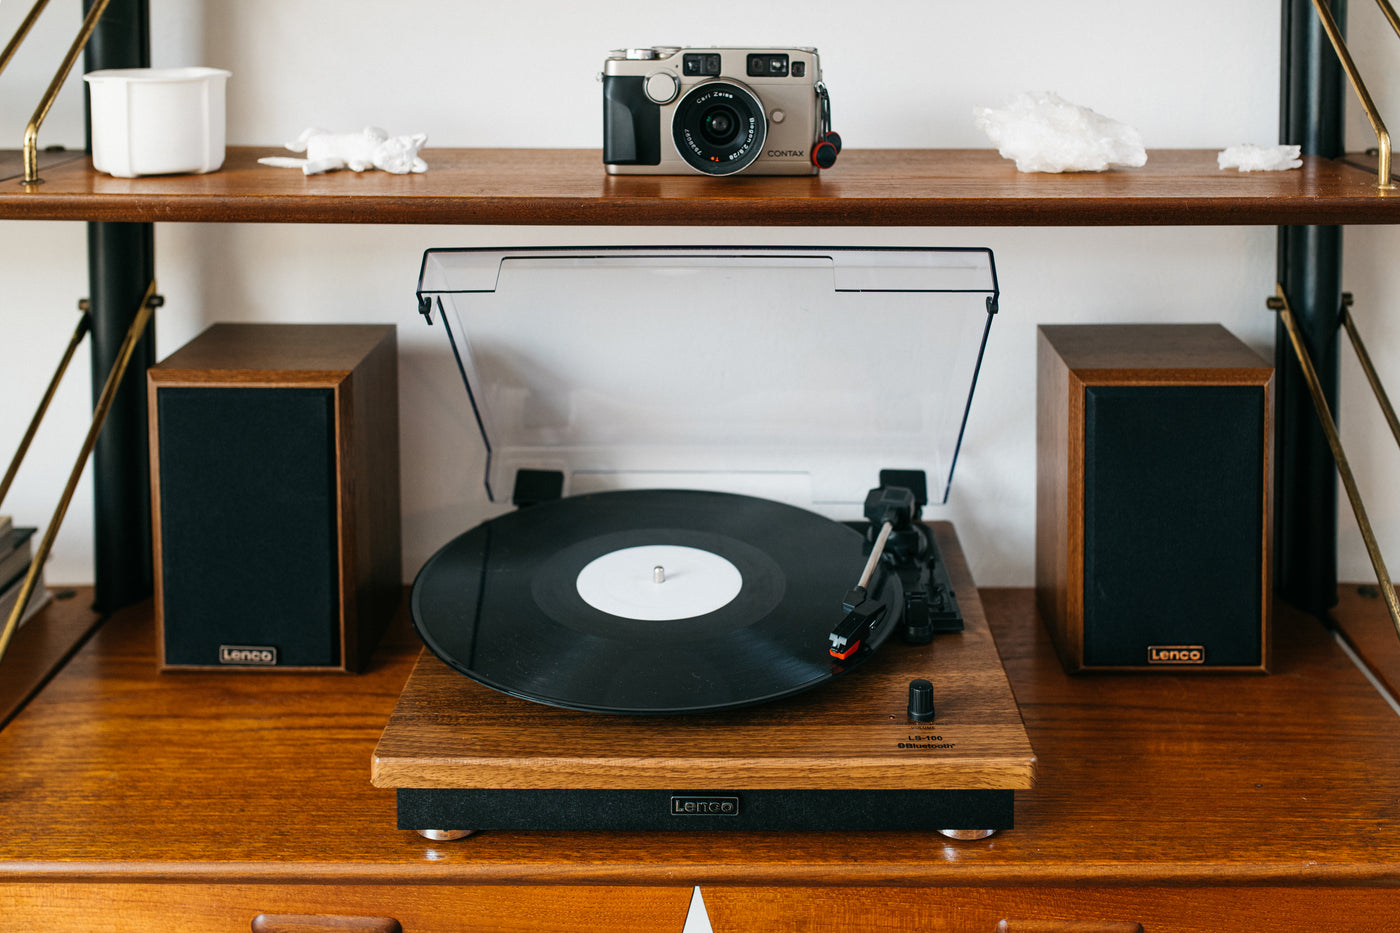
[973,91,1147,173]
[1217,144,1302,172]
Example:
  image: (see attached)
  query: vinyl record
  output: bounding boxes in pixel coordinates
[411,489,901,713]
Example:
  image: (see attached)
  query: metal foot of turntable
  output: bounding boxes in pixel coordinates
[417,829,476,841]
[938,828,997,840]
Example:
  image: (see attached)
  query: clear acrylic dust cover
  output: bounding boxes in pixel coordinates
[415,245,998,514]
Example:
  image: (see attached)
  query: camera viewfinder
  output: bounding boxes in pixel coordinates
[683,53,722,77]
[747,54,790,77]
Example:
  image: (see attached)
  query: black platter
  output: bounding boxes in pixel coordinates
[410,488,901,714]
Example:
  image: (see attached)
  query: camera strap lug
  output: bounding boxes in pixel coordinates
[813,82,841,169]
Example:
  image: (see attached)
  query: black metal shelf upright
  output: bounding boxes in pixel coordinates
[82,0,154,614]
[1279,0,1347,619]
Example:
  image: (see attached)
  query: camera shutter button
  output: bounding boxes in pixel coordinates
[645,71,679,104]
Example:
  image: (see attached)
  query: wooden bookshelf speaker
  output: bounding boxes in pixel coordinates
[1035,324,1273,673]
[148,324,401,672]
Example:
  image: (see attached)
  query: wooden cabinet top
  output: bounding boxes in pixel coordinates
[2,582,1398,888]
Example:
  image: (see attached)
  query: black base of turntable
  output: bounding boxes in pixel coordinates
[398,787,1014,833]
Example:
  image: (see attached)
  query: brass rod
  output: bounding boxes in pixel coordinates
[1376,0,1400,39]
[1341,305,1400,450]
[0,280,157,667]
[21,0,112,186]
[0,0,54,80]
[1309,0,1397,189]
[1271,284,1400,641]
[0,308,91,512]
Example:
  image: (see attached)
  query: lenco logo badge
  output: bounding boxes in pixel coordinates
[670,795,740,816]
[219,645,278,666]
[1148,645,1205,665]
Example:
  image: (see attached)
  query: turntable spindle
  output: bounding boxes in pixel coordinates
[653,565,665,584]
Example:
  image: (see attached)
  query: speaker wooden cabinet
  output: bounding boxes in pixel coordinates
[147,324,401,672]
[1036,324,1274,673]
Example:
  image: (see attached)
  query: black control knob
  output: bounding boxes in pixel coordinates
[907,678,935,722]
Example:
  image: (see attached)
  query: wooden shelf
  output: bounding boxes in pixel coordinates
[2,147,1398,226]
[1333,584,1400,700]
[0,586,102,729]
[2,584,1399,930]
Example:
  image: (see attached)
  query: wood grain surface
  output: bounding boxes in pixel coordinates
[2,566,1399,930]
[148,323,398,380]
[373,523,1035,791]
[0,148,85,183]
[2,148,1398,226]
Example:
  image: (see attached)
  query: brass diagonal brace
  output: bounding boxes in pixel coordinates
[0,305,91,512]
[16,0,111,185]
[1309,0,1400,190]
[0,281,159,666]
[1268,284,1400,641]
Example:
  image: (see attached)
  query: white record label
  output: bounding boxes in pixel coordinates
[575,545,744,621]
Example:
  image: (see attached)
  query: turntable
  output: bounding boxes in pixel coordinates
[372,246,1035,836]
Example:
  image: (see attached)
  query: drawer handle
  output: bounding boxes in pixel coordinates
[251,915,402,933]
[997,923,1143,933]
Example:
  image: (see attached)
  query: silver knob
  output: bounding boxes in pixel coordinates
[645,71,679,104]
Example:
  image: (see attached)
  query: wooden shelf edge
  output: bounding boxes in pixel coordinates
[1,148,1397,226]
[4,854,1397,888]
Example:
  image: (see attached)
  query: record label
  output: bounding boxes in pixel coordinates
[410,489,901,714]
[575,545,744,621]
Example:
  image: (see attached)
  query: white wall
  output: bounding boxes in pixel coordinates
[1,0,1397,590]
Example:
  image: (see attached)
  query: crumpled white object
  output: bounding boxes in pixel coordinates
[1217,143,1302,172]
[258,126,428,175]
[973,91,1147,173]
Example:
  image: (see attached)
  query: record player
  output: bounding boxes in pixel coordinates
[372,245,1036,837]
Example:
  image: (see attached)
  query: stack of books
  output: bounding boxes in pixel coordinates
[0,516,50,629]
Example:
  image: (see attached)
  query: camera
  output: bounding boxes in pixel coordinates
[603,47,838,176]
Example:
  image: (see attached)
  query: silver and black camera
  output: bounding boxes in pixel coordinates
[602,47,839,176]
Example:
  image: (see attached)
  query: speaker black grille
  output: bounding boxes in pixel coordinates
[157,387,340,667]
[1083,385,1264,667]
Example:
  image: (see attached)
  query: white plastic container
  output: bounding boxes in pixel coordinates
[83,67,231,177]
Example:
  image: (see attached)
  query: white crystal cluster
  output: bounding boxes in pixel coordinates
[258,126,428,175]
[973,91,1147,173]
[1217,144,1302,172]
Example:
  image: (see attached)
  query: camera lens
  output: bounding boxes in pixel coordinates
[701,107,738,145]
[671,81,766,175]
